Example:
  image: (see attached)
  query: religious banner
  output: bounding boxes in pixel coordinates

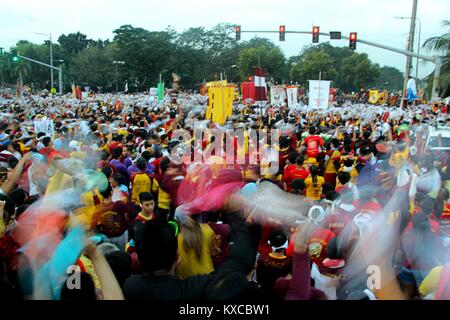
[270,85,286,105]
[369,90,380,104]
[254,67,267,102]
[207,85,234,125]
[378,90,389,105]
[241,82,255,103]
[286,86,298,108]
[308,80,331,109]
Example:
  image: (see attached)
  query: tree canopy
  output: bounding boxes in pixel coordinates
[0,24,404,94]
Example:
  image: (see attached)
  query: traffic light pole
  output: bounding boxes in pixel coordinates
[5,52,63,95]
[239,29,441,99]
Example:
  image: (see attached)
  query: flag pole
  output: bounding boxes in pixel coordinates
[257,53,263,117]
[317,71,322,109]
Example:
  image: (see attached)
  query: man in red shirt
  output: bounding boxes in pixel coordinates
[303,127,324,159]
[283,155,309,192]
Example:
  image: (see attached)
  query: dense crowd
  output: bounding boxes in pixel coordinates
[0,89,450,300]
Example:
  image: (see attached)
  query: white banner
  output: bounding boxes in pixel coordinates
[149,87,157,96]
[286,86,298,108]
[254,76,266,87]
[34,119,54,135]
[270,85,286,105]
[308,80,331,109]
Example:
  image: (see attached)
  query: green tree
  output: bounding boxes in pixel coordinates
[238,44,286,82]
[70,45,115,88]
[58,32,90,55]
[290,50,337,85]
[423,20,450,97]
[340,53,380,92]
[112,24,176,90]
[375,66,404,91]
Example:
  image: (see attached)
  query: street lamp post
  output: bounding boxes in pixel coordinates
[224,64,237,81]
[57,59,64,94]
[33,32,53,89]
[112,60,125,92]
[395,16,422,80]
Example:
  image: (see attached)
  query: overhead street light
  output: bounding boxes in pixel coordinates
[33,32,53,89]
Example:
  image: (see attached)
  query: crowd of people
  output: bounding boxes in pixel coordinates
[0,89,450,301]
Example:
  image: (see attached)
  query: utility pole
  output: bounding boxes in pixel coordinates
[403,0,418,103]
[33,32,53,89]
[113,60,125,92]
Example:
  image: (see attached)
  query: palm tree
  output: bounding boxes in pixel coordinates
[423,20,450,97]
[10,61,31,96]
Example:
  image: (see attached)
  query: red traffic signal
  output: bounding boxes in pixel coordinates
[349,32,357,50]
[312,26,320,43]
[279,25,285,41]
[235,25,241,41]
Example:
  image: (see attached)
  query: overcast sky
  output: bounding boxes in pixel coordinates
[1,0,448,79]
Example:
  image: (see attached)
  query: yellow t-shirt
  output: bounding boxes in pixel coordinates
[152,178,171,210]
[305,176,325,201]
[325,150,341,174]
[176,224,215,279]
[389,147,410,176]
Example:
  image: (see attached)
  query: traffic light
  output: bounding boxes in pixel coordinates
[349,32,357,50]
[12,56,19,62]
[279,25,285,41]
[235,26,241,41]
[312,26,320,43]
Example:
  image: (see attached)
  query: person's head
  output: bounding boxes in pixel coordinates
[101,166,114,179]
[310,165,319,177]
[160,157,171,173]
[136,157,147,171]
[330,138,340,149]
[147,133,158,144]
[8,156,18,169]
[109,173,126,188]
[139,192,155,215]
[268,229,288,253]
[288,151,297,165]
[418,196,435,217]
[111,147,122,160]
[104,251,132,288]
[7,142,20,154]
[42,136,52,148]
[135,219,178,274]
[360,146,372,162]
[179,216,203,261]
[309,126,316,135]
[291,178,305,194]
[363,130,371,140]
[60,272,97,300]
[99,184,112,200]
[123,146,132,158]
[296,155,305,166]
[337,172,351,186]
